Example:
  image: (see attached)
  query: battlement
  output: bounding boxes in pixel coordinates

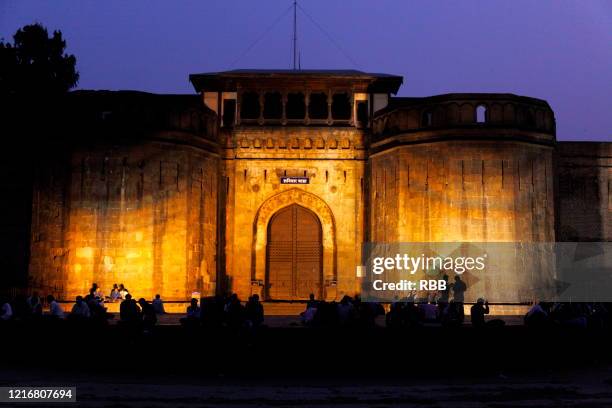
[371,93,556,149]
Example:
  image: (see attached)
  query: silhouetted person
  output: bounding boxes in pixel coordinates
[355,295,379,328]
[138,298,157,330]
[307,293,317,309]
[180,298,200,328]
[439,274,450,302]
[46,295,64,318]
[70,296,90,319]
[245,294,264,327]
[152,294,165,314]
[90,283,103,301]
[450,276,467,321]
[337,295,354,326]
[525,301,549,328]
[470,298,489,328]
[225,294,244,329]
[109,284,120,302]
[27,291,42,317]
[119,294,140,323]
[451,276,467,303]
[302,294,319,326]
[201,295,224,328]
[118,284,129,300]
[0,296,13,321]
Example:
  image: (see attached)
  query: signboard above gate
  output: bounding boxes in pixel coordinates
[280,177,309,185]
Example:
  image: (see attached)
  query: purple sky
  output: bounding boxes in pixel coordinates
[1,0,610,141]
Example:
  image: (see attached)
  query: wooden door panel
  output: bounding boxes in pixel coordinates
[266,204,322,300]
[295,206,321,241]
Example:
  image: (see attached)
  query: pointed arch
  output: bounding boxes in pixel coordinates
[251,188,337,293]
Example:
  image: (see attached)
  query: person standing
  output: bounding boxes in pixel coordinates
[152,294,165,314]
[245,294,264,327]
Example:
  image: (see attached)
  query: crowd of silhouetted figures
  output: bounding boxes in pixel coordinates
[3,284,612,333]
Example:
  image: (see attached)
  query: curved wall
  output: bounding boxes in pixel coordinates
[368,94,556,302]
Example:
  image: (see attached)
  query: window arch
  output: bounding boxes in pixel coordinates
[421,110,433,127]
[476,105,487,123]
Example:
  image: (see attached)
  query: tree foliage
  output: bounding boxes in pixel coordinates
[0,23,79,95]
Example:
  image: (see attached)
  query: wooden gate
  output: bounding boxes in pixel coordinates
[266,204,322,300]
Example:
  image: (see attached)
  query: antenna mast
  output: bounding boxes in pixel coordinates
[292,0,297,70]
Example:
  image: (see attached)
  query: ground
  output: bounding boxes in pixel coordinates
[2,316,612,407]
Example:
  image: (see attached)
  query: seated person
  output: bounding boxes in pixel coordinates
[0,296,13,321]
[46,295,64,318]
[186,298,200,319]
[470,298,489,327]
[138,298,157,328]
[70,296,90,319]
[524,301,549,327]
[93,287,104,301]
[471,298,505,328]
[118,284,129,300]
[27,292,43,316]
[119,294,141,323]
[109,284,120,302]
[180,298,201,327]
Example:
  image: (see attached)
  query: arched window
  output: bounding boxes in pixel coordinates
[331,93,351,120]
[286,92,305,119]
[308,92,328,119]
[263,92,282,119]
[240,91,260,119]
[422,110,433,127]
[476,105,487,123]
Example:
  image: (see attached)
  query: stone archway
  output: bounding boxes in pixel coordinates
[252,189,336,299]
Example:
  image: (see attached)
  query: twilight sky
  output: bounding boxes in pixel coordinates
[1,0,610,141]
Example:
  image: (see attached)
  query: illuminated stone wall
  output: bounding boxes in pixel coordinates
[24,88,611,304]
[556,142,612,242]
[29,142,219,300]
[368,94,557,302]
[369,141,555,243]
[223,126,366,300]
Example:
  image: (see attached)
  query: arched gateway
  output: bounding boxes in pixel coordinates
[252,189,337,301]
[266,204,322,300]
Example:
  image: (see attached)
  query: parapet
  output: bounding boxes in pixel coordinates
[49,91,220,153]
[371,93,556,151]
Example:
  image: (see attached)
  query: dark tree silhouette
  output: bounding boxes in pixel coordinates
[0,23,79,95]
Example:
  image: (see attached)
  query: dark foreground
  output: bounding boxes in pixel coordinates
[3,321,612,407]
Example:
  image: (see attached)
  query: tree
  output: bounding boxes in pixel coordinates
[0,23,79,95]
